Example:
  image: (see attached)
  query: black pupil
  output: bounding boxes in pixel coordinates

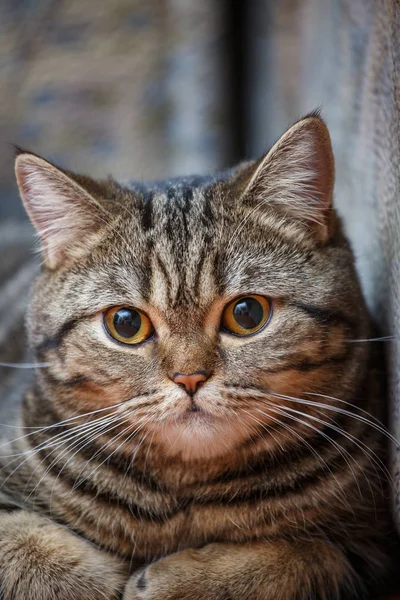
[113,309,141,338]
[233,297,264,330]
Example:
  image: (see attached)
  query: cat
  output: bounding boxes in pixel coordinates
[0,113,397,600]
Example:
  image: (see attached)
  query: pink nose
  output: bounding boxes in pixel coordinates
[173,371,209,395]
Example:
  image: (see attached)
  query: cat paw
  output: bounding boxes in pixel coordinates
[0,510,127,600]
[123,545,231,600]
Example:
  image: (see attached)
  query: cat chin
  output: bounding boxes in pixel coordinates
[152,414,253,460]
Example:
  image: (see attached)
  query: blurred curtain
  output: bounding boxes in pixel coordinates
[0,0,231,220]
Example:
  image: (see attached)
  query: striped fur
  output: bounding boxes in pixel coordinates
[0,115,397,599]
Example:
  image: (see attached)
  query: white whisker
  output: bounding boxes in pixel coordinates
[255,405,362,498]
[26,416,128,500]
[0,362,50,369]
[271,391,400,449]
[71,416,152,492]
[267,396,393,488]
[1,415,119,493]
[241,407,353,509]
[346,336,394,343]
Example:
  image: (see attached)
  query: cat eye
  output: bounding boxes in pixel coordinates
[104,306,154,345]
[221,295,272,336]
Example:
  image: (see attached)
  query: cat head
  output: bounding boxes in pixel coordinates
[15,114,369,461]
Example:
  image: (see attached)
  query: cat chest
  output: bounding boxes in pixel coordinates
[41,454,335,561]
[55,487,315,561]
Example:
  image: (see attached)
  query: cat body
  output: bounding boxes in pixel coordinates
[0,115,397,599]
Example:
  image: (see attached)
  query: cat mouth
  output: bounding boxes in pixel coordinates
[176,406,214,424]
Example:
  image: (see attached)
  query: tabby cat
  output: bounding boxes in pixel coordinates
[0,114,397,600]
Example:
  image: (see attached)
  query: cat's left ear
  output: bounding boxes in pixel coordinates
[239,114,335,242]
[15,151,105,269]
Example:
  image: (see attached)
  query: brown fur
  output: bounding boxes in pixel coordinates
[0,115,397,599]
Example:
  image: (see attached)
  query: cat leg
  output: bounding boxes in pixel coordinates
[123,538,366,600]
[0,510,128,600]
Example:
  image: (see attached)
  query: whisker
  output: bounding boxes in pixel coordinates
[242,407,353,508]
[255,404,376,502]
[0,394,153,450]
[120,397,177,483]
[240,409,286,454]
[46,416,139,506]
[255,405,362,494]
[1,413,118,461]
[0,362,50,369]
[25,416,127,499]
[271,391,400,449]
[241,408,328,466]
[142,423,158,476]
[226,383,397,447]
[46,418,140,516]
[266,396,394,488]
[346,336,394,343]
[1,415,118,493]
[71,416,152,492]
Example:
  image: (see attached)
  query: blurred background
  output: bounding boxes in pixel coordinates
[0,0,400,530]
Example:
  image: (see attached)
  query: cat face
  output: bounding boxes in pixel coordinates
[15,115,369,460]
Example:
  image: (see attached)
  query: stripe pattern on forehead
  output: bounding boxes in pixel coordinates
[140,179,220,309]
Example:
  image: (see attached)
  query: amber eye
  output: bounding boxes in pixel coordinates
[104,306,154,345]
[221,295,272,336]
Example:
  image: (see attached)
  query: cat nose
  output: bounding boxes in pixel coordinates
[172,371,210,395]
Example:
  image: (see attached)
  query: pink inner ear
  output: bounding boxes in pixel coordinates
[242,117,335,241]
[15,154,99,268]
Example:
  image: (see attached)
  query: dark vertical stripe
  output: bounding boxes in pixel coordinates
[141,190,154,231]
[193,246,207,297]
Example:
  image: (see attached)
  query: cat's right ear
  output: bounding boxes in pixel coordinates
[237,114,335,242]
[15,151,104,269]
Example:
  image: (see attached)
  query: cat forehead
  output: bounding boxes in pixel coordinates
[106,176,302,297]
[124,175,223,233]
[88,177,222,308]
[118,177,225,264]
[98,182,277,310]
[80,175,267,310]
